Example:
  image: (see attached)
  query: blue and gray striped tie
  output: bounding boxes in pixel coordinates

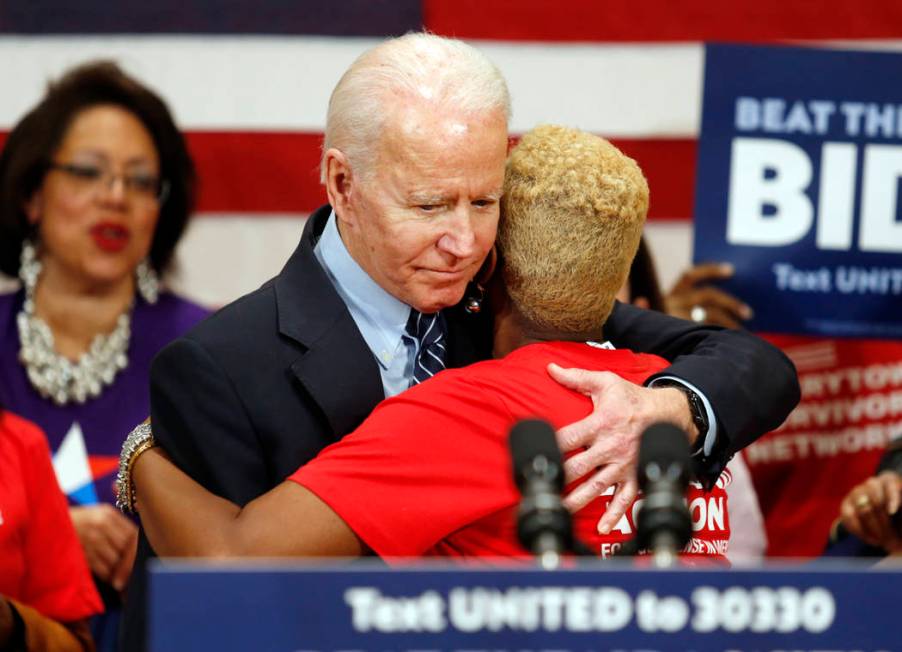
[405,309,447,385]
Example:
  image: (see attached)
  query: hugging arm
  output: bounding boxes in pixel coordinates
[553,302,799,531]
[132,446,363,558]
[137,336,362,555]
[140,336,366,557]
[603,301,799,450]
[148,337,272,504]
[123,327,363,650]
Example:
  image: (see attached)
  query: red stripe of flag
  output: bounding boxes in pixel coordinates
[1,131,696,219]
[185,132,326,213]
[613,138,697,220]
[424,0,902,42]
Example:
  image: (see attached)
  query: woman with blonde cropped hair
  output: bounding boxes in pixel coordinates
[117,125,733,564]
[499,124,648,340]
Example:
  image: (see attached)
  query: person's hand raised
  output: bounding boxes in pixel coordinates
[839,471,902,553]
[665,263,752,329]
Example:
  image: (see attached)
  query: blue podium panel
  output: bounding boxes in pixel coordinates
[150,561,900,651]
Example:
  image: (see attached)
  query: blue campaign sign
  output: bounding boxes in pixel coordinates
[149,561,900,651]
[694,44,902,338]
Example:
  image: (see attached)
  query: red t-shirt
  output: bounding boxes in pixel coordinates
[290,342,731,562]
[0,411,102,622]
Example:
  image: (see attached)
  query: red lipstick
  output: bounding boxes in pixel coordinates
[90,222,130,252]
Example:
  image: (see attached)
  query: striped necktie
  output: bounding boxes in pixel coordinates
[405,309,447,385]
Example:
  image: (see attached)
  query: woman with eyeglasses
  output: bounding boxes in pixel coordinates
[0,61,209,648]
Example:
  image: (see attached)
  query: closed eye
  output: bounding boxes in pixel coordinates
[416,203,450,214]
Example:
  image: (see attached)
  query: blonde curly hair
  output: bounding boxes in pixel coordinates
[500,124,649,336]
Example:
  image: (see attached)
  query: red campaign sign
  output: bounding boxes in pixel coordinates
[746,334,902,557]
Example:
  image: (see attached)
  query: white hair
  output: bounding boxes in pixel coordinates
[320,32,511,183]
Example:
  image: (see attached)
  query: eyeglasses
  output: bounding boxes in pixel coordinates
[47,161,169,205]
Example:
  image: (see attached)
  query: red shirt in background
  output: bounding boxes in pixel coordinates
[291,341,731,563]
[0,411,102,622]
[747,335,902,557]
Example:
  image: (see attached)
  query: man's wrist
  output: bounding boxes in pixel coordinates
[652,386,700,443]
[648,376,718,458]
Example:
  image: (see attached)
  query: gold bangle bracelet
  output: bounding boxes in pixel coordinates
[116,421,155,515]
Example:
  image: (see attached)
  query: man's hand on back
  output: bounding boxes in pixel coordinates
[547,363,697,535]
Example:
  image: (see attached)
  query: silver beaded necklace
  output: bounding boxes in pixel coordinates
[16,240,131,406]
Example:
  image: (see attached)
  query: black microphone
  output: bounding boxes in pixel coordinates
[509,419,572,568]
[635,422,692,567]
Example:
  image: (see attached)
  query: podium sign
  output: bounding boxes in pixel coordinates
[693,44,902,338]
[150,562,900,651]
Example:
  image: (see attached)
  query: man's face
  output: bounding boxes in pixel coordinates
[338,107,508,314]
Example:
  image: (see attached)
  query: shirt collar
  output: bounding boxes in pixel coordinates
[313,210,411,368]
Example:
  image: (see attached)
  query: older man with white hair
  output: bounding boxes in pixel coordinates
[121,32,798,651]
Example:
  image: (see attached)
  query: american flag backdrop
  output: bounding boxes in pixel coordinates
[1,0,900,307]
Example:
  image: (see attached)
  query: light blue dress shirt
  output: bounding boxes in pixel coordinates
[314,211,416,398]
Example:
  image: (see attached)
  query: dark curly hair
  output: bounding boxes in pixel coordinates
[0,60,195,277]
[626,236,665,312]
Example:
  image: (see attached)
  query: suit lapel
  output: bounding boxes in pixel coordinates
[275,206,384,439]
[444,287,494,369]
